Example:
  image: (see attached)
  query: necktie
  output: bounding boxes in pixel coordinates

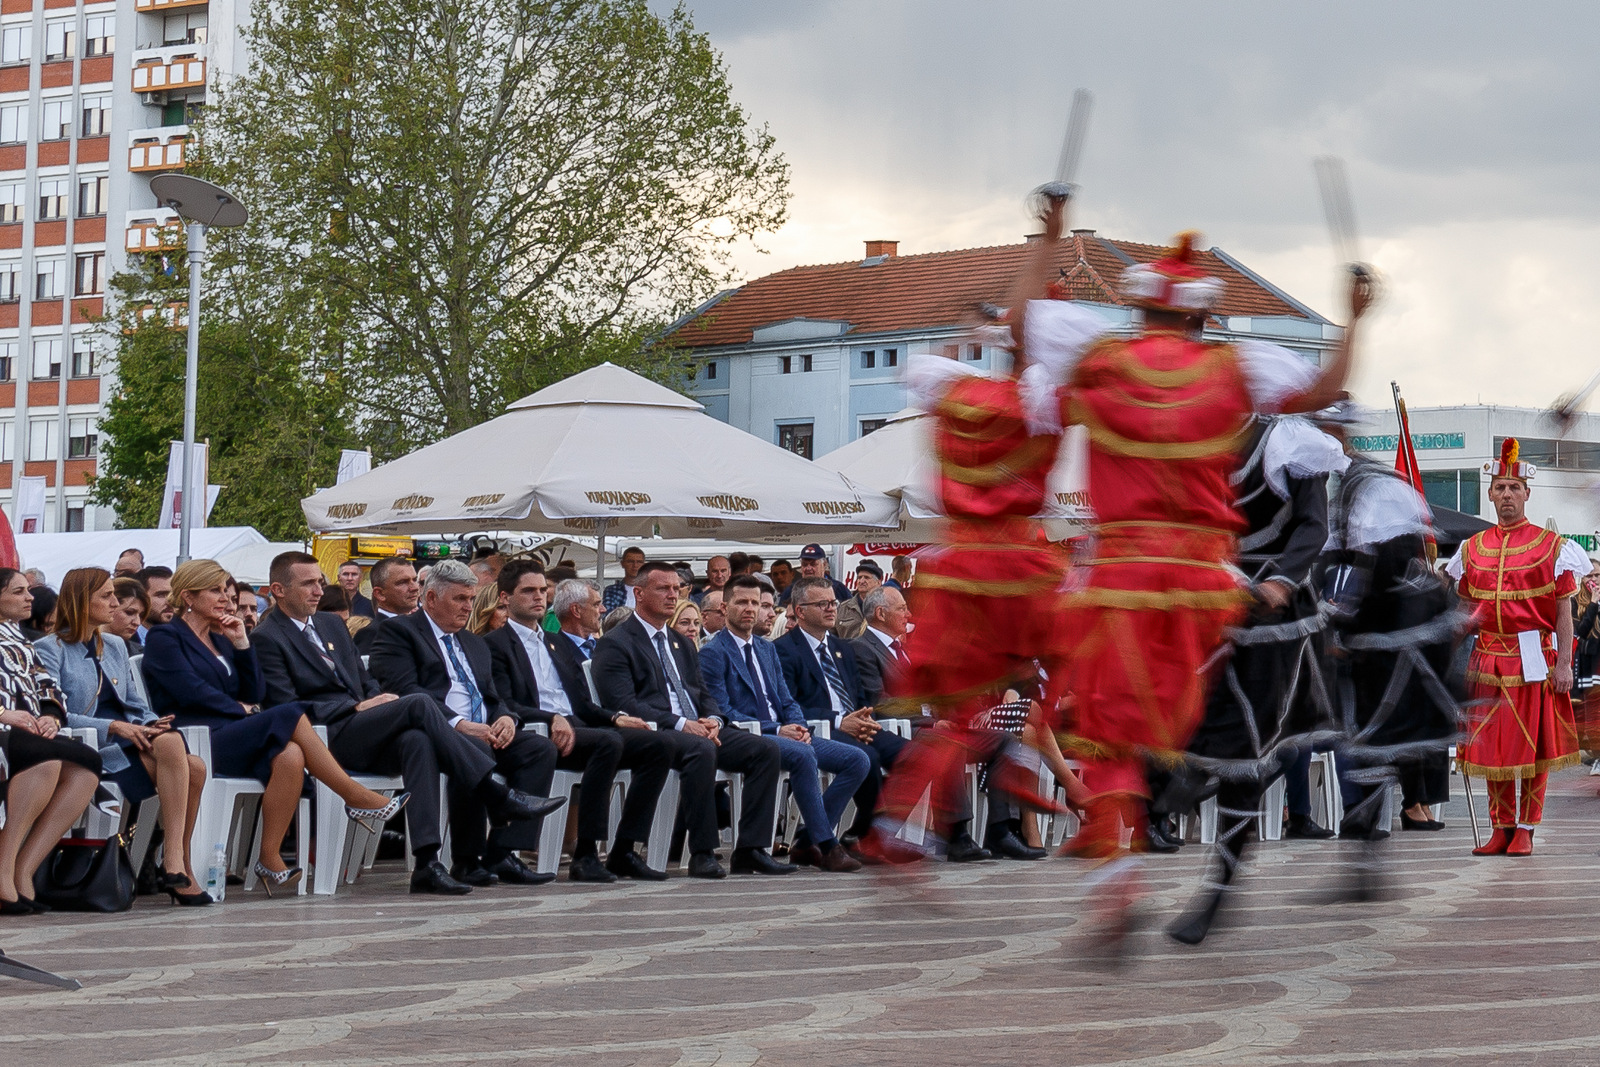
[304,622,343,683]
[441,633,485,723]
[889,638,909,668]
[652,631,698,720]
[817,639,853,712]
[580,636,597,660]
[744,642,778,720]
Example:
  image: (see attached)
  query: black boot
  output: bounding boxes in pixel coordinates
[1168,809,1250,946]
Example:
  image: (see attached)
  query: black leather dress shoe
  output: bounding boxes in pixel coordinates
[1285,814,1336,840]
[687,852,727,879]
[729,848,797,875]
[487,788,567,828]
[946,834,992,863]
[570,854,619,883]
[449,864,500,887]
[1145,821,1182,854]
[486,854,556,885]
[788,842,823,868]
[411,860,472,895]
[988,829,1047,861]
[605,849,669,881]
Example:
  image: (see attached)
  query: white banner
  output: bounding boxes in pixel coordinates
[336,449,372,485]
[14,475,47,535]
[157,440,210,531]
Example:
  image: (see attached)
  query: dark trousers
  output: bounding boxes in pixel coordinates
[657,726,781,853]
[833,727,906,837]
[553,725,624,846]
[606,728,674,844]
[1399,750,1450,809]
[326,693,495,853]
[449,729,559,862]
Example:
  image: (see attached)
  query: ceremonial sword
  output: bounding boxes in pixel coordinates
[1030,88,1093,212]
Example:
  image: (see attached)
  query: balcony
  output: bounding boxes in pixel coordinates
[128,125,192,172]
[125,209,184,253]
[131,47,207,97]
[125,301,190,332]
[135,0,210,10]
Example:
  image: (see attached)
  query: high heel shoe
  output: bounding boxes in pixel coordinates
[156,871,193,892]
[1400,812,1445,831]
[346,791,410,834]
[252,862,303,898]
[18,896,50,914]
[0,898,34,916]
[165,886,214,906]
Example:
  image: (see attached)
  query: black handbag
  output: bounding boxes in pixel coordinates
[32,834,137,913]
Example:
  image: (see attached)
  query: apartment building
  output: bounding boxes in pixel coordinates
[0,0,250,532]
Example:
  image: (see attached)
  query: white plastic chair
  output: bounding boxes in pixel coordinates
[187,725,310,900]
[525,722,583,875]
[309,724,408,895]
[1198,775,1288,844]
[1308,751,1343,833]
[581,657,681,871]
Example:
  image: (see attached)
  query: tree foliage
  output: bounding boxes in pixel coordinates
[196,0,789,452]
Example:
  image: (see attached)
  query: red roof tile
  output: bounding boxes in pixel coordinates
[671,233,1320,349]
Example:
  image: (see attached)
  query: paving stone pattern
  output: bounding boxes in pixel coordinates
[2,777,1598,1066]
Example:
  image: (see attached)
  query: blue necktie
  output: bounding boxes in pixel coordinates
[744,642,778,721]
[653,631,698,720]
[580,636,596,660]
[817,638,853,711]
[442,633,485,723]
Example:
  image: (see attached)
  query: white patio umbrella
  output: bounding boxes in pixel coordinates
[813,407,1093,543]
[302,364,899,575]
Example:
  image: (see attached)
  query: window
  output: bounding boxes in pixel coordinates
[73,252,105,296]
[777,422,814,459]
[84,15,113,57]
[0,105,25,144]
[788,353,812,373]
[0,420,11,462]
[966,344,981,361]
[68,416,96,458]
[860,350,875,369]
[705,360,717,380]
[1491,436,1600,472]
[77,175,108,218]
[860,418,887,437]
[0,341,14,379]
[0,183,20,223]
[31,337,60,379]
[0,262,17,302]
[35,259,65,301]
[80,94,111,137]
[44,18,75,61]
[1,25,29,66]
[41,98,73,141]
[885,348,898,367]
[780,355,792,374]
[38,179,67,220]
[28,417,58,461]
[163,13,207,46]
[66,505,84,532]
[70,335,96,376]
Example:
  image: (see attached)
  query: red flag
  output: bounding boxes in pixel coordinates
[1392,389,1423,490]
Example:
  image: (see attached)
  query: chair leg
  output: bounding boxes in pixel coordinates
[646,771,680,872]
[127,798,161,874]
[0,951,81,991]
[296,798,311,895]
[313,781,345,895]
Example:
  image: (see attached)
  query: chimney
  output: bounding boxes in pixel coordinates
[1071,228,1096,237]
[864,240,898,259]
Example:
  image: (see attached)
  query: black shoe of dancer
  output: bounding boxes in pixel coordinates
[1167,804,1252,945]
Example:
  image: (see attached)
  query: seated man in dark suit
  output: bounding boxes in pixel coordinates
[486,563,673,883]
[702,577,868,872]
[368,558,568,888]
[254,552,562,895]
[775,576,912,856]
[851,585,912,707]
[591,561,793,878]
[352,556,421,655]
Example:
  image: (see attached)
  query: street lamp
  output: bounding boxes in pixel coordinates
[148,174,247,563]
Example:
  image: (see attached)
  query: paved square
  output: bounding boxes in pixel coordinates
[3,777,1598,1066]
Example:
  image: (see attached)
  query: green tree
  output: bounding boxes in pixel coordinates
[197,0,788,452]
[89,258,360,539]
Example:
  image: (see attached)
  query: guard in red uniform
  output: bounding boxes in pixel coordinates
[1446,438,1585,856]
[1028,233,1373,940]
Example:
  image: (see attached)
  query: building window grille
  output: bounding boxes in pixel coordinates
[777,422,814,459]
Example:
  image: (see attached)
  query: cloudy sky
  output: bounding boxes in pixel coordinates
[657,0,1600,410]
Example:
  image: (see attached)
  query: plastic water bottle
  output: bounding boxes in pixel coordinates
[206,843,226,896]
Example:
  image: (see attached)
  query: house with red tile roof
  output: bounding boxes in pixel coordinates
[666,231,1340,459]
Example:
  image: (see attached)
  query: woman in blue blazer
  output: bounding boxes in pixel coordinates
[143,560,404,896]
[38,567,213,904]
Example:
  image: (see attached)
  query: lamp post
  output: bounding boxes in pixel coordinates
[148,175,247,563]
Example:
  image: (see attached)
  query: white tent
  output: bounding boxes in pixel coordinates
[214,541,310,587]
[14,526,269,586]
[302,364,900,554]
[813,408,1093,542]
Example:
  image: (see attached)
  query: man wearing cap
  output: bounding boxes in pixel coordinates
[1446,438,1585,857]
[781,545,851,608]
[1024,202,1372,945]
[833,560,883,641]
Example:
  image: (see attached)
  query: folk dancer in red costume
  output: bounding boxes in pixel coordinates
[1028,231,1373,940]
[859,194,1097,863]
[1446,439,1585,856]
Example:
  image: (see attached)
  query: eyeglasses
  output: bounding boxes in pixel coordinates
[799,600,837,610]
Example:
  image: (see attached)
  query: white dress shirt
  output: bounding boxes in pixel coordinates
[636,616,691,728]
[800,627,847,723]
[426,614,475,728]
[728,631,776,721]
[508,618,573,719]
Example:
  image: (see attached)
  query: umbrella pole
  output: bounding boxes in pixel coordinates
[594,517,608,583]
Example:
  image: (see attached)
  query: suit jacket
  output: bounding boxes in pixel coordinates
[851,628,902,707]
[141,620,266,730]
[699,629,807,733]
[485,622,612,729]
[36,632,154,774]
[366,609,512,725]
[591,614,720,731]
[773,625,865,724]
[352,610,402,655]
[833,595,868,640]
[253,609,380,729]
[349,592,376,619]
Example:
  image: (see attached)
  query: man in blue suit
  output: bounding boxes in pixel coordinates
[702,577,869,872]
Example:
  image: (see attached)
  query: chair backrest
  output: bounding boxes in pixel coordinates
[581,659,601,706]
[128,653,151,709]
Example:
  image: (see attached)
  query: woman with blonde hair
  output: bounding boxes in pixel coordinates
[141,559,407,896]
[668,599,703,647]
[467,581,506,636]
[37,567,212,904]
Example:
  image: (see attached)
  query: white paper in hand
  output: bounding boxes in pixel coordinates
[1517,630,1549,683]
